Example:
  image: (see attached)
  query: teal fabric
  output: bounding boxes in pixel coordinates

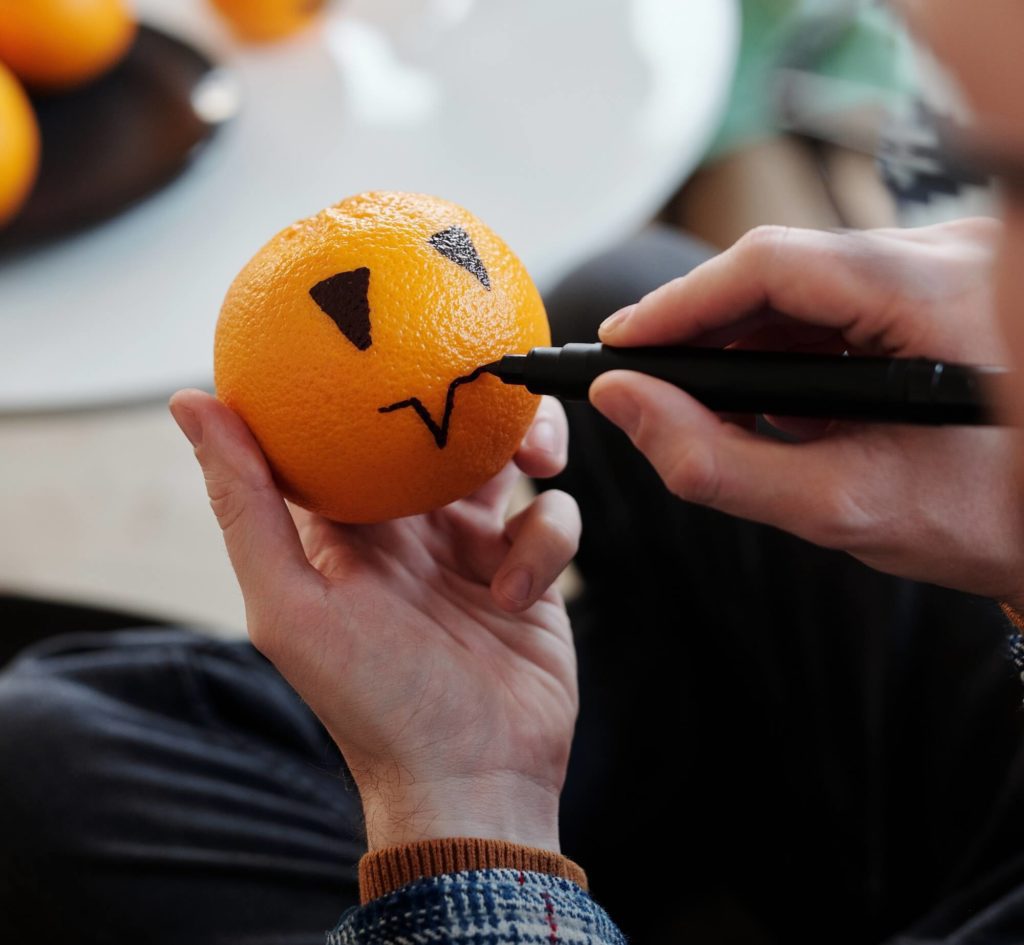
[708,0,917,160]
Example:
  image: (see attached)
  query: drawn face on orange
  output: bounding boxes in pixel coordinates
[214,192,550,523]
[309,225,499,448]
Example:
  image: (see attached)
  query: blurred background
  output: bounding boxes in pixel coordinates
[0,0,990,641]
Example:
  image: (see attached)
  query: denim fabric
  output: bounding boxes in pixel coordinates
[0,629,364,944]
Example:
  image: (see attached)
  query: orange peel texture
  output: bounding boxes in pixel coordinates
[214,192,550,523]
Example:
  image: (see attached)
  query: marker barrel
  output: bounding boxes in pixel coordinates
[498,343,1002,425]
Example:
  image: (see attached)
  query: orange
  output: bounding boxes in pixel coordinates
[209,0,328,43]
[0,0,136,91]
[0,61,39,226]
[214,192,550,524]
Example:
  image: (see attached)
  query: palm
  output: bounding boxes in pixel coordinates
[283,465,578,810]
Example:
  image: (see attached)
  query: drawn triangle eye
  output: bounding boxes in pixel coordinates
[309,267,372,351]
[428,226,491,290]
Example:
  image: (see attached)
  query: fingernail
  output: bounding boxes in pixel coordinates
[169,402,203,447]
[499,567,533,604]
[599,304,635,338]
[525,419,558,455]
[591,387,641,438]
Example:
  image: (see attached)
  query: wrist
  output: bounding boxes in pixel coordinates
[358,772,562,852]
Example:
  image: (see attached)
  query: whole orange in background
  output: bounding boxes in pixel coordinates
[209,0,328,43]
[215,192,550,524]
[0,61,40,225]
[0,0,136,91]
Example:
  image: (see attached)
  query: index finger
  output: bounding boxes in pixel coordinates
[597,225,905,349]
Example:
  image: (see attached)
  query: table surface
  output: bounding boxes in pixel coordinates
[0,0,738,413]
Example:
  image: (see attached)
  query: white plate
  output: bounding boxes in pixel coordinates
[0,0,738,413]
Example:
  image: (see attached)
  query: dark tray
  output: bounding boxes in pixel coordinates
[0,24,233,253]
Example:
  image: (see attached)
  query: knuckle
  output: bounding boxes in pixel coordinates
[538,394,568,428]
[811,484,877,551]
[535,509,580,554]
[204,474,276,536]
[544,488,581,520]
[947,215,1001,243]
[662,440,721,506]
[205,476,247,533]
[737,224,792,262]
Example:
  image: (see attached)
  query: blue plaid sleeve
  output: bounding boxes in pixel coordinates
[327,868,626,945]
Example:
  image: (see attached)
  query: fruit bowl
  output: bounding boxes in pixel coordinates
[0,25,233,253]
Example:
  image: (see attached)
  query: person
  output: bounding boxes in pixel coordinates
[674,0,913,244]
[5,1,1024,942]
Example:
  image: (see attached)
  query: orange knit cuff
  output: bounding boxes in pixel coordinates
[358,837,588,903]
[1002,602,1024,632]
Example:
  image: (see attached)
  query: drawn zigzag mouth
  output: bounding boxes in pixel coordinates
[378,363,497,449]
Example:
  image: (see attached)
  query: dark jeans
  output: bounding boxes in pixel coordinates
[3,228,1024,945]
[0,630,363,944]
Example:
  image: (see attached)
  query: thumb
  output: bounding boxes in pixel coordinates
[169,390,314,608]
[589,371,849,544]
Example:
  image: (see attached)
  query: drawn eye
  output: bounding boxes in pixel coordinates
[428,226,491,290]
[309,266,372,351]
[309,226,488,351]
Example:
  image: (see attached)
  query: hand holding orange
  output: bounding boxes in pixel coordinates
[214,192,551,524]
[0,61,39,225]
[0,0,136,91]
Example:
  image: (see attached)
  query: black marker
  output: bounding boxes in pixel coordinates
[483,343,1008,425]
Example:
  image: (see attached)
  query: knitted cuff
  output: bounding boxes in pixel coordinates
[1001,602,1024,678]
[358,837,588,903]
[1001,602,1024,632]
